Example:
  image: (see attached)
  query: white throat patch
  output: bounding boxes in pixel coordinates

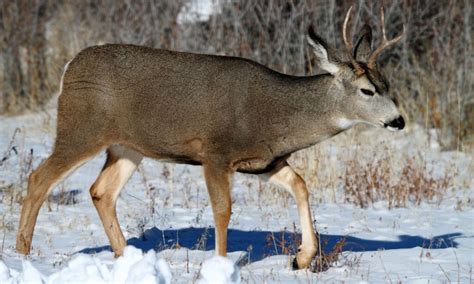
[336,118,355,129]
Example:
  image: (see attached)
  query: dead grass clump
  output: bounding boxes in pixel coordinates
[264,223,348,272]
[344,150,456,208]
[344,152,391,208]
[397,155,455,206]
[265,223,300,258]
[310,236,347,273]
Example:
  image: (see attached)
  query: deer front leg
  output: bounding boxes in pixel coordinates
[202,162,233,256]
[263,161,317,269]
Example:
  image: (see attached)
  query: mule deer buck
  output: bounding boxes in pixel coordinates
[17,7,404,269]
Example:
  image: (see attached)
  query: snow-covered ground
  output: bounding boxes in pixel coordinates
[0,110,473,283]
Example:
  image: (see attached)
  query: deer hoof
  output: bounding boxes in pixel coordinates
[292,244,317,270]
[292,250,314,270]
[113,248,125,258]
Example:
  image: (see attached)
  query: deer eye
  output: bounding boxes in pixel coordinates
[361,89,374,96]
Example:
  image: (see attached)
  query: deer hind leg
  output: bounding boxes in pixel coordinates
[89,145,143,257]
[202,162,233,256]
[262,161,317,269]
[16,144,104,255]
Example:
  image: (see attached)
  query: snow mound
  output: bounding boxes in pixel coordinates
[199,256,240,284]
[0,246,171,284]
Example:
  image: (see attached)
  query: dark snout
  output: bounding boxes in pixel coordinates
[384,116,405,130]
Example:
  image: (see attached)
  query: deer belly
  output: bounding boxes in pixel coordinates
[235,154,288,174]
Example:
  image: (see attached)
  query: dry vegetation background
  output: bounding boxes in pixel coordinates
[0,0,472,150]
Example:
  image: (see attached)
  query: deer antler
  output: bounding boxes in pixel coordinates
[367,7,405,69]
[342,6,365,76]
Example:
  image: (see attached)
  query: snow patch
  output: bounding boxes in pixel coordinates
[0,246,171,284]
[199,256,240,284]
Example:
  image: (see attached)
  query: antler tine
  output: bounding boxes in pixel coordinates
[367,7,405,69]
[342,6,365,76]
[342,6,354,51]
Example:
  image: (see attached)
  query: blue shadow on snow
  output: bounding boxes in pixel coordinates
[79,227,461,262]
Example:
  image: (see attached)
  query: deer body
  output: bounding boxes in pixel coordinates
[17,7,405,270]
[60,44,342,172]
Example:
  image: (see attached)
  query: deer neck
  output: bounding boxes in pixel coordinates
[258,73,347,156]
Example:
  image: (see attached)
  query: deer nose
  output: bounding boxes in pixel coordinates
[385,116,405,130]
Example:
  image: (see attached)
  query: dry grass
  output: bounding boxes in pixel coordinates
[343,147,457,209]
[310,236,349,273]
[265,223,301,257]
[264,223,353,272]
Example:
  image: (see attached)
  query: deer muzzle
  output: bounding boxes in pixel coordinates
[384,116,405,131]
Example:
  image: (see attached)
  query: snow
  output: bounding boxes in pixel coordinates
[0,246,171,284]
[0,110,472,283]
[199,256,240,284]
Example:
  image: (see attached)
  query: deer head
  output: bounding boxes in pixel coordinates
[307,6,405,131]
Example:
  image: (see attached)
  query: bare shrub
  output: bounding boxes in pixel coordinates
[310,236,347,273]
[0,1,52,113]
[267,223,346,273]
[265,223,301,258]
[264,223,347,271]
[343,149,456,208]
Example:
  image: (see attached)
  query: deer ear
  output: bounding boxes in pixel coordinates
[307,26,340,75]
[353,25,372,62]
